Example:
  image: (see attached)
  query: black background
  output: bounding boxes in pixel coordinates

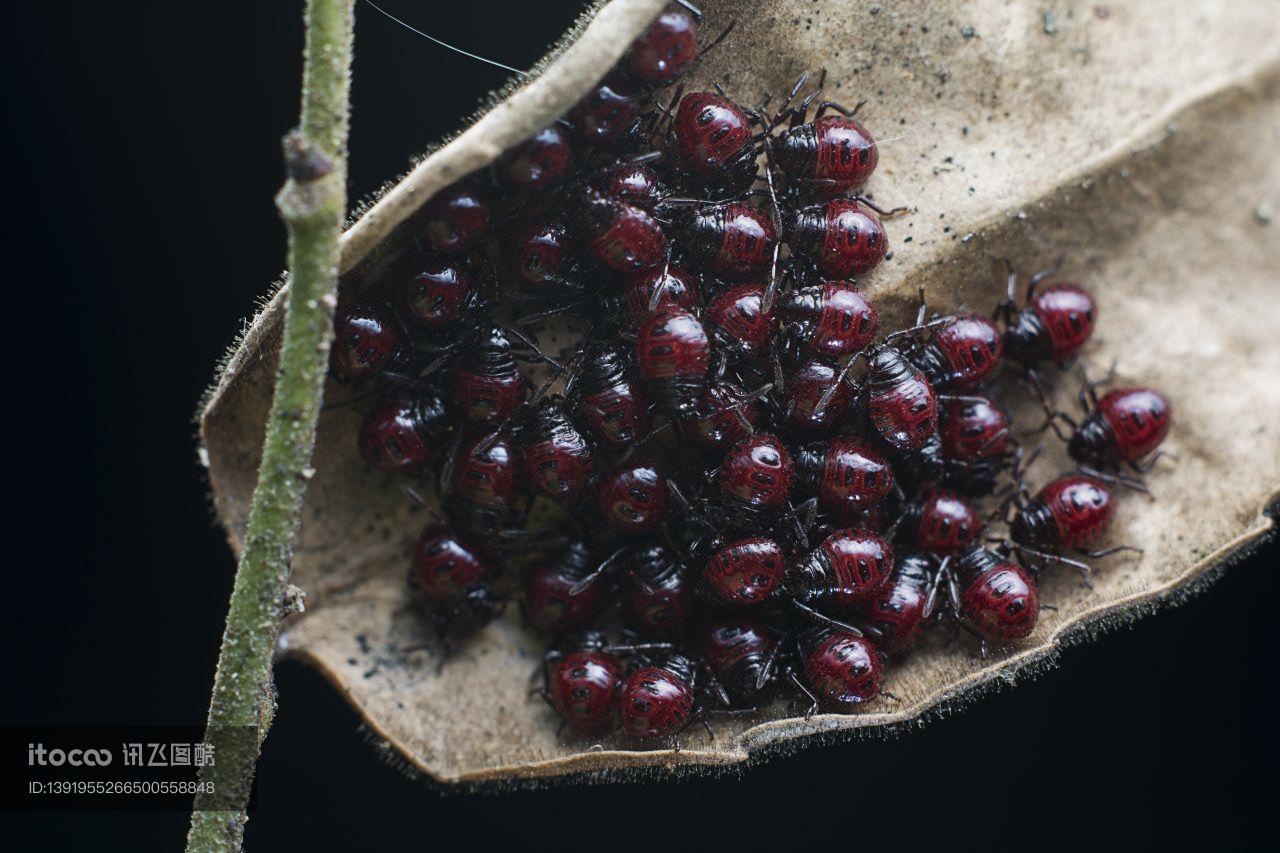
[5,1,1277,849]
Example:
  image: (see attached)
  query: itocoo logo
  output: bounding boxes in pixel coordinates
[28,743,113,766]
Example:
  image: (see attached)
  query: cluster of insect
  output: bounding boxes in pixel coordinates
[329,4,1172,744]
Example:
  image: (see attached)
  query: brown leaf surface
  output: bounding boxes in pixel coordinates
[201,0,1280,783]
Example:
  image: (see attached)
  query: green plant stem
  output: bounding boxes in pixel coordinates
[186,1,354,849]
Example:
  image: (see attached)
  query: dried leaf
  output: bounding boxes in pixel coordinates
[201,0,1280,783]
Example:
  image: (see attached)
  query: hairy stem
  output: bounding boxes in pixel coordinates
[186,1,354,849]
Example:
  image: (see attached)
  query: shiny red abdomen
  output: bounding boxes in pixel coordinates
[783,358,856,434]
[927,312,1004,390]
[620,666,695,738]
[625,7,698,84]
[717,433,796,511]
[498,125,573,191]
[622,265,700,323]
[815,115,878,189]
[524,431,593,503]
[548,651,622,733]
[866,348,939,452]
[449,366,528,428]
[803,631,884,708]
[1041,475,1117,549]
[789,200,887,279]
[570,79,641,145]
[1033,283,1096,361]
[584,199,667,272]
[913,490,983,555]
[791,281,880,358]
[636,308,711,382]
[1098,387,1173,463]
[701,615,781,700]
[940,396,1010,460]
[420,181,492,253]
[394,260,473,329]
[860,558,933,653]
[707,283,776,357]
[332,302,402,379]
[503,218,571,290]
[595,464,669,535]
[815,529,895,607]
[358,396,447,473]
[689,203,777,281]
[817,437,895,515]
[960,563,1039,640]
[452,433,520,508]
[704,537,785,606]
[671,92,752,174]
[414,527,491,603]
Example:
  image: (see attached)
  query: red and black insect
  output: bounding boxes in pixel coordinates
[677,380,765,455]
[541,631,623,734]
[940,396,1011,459]
[358,392,452,473]
[635,307,711,414]
[498,124,574,191]
[774,114,878,193]
[393,258,483,331]
[938,394,1013,494]
[786,199,888,279]
[794,436,895,519]
[620,653,698,740]
[524,540,609,635]
[447,326,531,430]
[861,345,942,463]
[577,189,669,272]
[331,301,405,380]
[502,217,575,294]
[769,72,880,198]
[859,552,938,653]
[935,546,1040,651]
[780,280,881,360]
[912,312,1004,391]
[594,463,670,537]
[411,524,504,638]
[715,432,796,528]
[624,544,696,634]
[446,430,523,538]
[812,298,979,471]
[623,3,700,85]
[567,340,653,452]
[797,626,884,714]
[781,357,858,435]
[568,74,645,148]
[702,536,786,607]
[621,263,700,325]
[589,158,669,210]
[892,489,984,556]
[701,614,783,705]
[705,282,777,360]
[1051,385,1173,472]
[1009,474,1115,550]
[789,527,895,611]
[667,91,761,194]
[998,262,1097,368]
[519,398,596,503]
[1006,474,1141,579]
[682,201,778,281]
[419,180,493,254]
